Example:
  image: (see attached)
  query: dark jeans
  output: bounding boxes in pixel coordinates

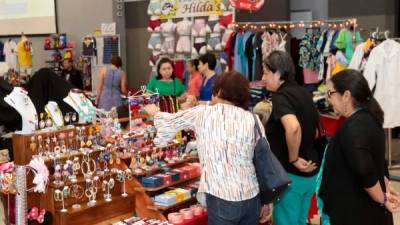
[206,194,260,225]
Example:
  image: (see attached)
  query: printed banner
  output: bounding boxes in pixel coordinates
[160,0,223,19]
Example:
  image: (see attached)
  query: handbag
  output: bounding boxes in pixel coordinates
[252,114,291,204]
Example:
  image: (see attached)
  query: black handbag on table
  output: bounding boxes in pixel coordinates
[252,114,291,204]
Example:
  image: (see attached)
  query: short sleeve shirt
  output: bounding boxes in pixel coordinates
[147,76,186,96]
[266,82,319,177]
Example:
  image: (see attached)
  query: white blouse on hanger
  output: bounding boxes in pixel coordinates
[363,39,400,128]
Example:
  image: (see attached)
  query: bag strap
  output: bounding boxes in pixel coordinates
[252,113,262,137]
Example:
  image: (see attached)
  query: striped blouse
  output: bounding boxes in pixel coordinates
[153,103,264,202]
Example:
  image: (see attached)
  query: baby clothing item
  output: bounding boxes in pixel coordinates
[276,32,287,52]
[149,52,161,67]
[161,20,177,35]
[192,19,207,37]
[162,36,176,54]
[3,40,17,70]
[192,38,207,57]
[176,18,192,35]
[148,0,162,15]
[176,36,191,53]
[206,15,221,33]
[221,29,233,48]
[219,13,233,29]
[148,33,162,50]
[207,33,222,51]
[221,0,234,11]
[176,18,192,53]
[17,40,32,68]
[148,16,161,32]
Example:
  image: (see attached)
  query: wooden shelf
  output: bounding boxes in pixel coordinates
[144,175,200,192]
[155,196,197,211]
[132,157,199,176]
[55,194,135,225]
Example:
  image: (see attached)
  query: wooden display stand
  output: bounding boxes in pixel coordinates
[12,126,138,225]
[12,123,201,224]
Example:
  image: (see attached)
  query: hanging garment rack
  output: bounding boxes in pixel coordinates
[232,18,357,30]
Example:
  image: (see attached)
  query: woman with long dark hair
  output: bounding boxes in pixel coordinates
[318,69,400,225]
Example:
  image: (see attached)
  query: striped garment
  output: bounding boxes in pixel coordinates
[154,103,263,202]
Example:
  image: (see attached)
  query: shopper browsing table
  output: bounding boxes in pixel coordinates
[96,56,127,111]
[144,72,271,225]
[318,69,400,225]
[198,53,218,101]
[187,59,203,98]
[262,51,319,225]
[147,57,187,102]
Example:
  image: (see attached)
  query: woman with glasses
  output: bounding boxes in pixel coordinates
[318,69,400,225]
[262,51,320,225]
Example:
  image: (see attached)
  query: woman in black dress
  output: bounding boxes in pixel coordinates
[319,69,400,225]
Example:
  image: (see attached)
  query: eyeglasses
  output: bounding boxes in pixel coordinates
[327,90,338,98]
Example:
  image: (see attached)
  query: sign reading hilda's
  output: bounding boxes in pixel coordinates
[160,0,223,19]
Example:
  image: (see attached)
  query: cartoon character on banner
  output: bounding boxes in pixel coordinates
[161,0,177,17]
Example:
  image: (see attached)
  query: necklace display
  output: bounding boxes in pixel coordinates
[45,101,64,128]
[65,92,96,123]
[4,87,38,132]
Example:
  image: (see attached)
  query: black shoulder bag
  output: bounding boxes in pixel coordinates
[252,114,291,204]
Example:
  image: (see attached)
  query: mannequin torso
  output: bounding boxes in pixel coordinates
[4,87,38,133]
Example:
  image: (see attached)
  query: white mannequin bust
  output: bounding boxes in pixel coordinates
[63,89,95,123]
[45,101,64,128]
[4,87,38,133]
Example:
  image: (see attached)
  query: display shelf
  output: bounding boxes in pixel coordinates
[132,157,199,176]
[12,126,76,165]
[55,194,135,225]
[144,175,200,192]
[155,196,197,211]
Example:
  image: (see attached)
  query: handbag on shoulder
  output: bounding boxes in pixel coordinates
[252,114,291,204]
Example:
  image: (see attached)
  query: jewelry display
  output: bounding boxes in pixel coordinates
[4,87,38,133]
[54,189,67,212]
[81,154,96,178]
[45,101,64,128]
[15,166,28,225]
[102,177,115,202]
[116,169,132,197]
[53,162,64,187]
[85,178,97,207]
[70,180,84,209]
[64,90,96,123]
[72,157,80,176]
[29,136,38,155]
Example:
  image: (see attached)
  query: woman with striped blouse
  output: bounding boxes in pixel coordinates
[144,71,271,225]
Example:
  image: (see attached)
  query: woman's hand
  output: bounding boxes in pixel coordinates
[259,204,272,223]
[385,192,400,213]
[385,182,400,212]
[292,157,317,173]
[143,104,160,116]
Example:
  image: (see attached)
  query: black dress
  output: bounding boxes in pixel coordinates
[319,109,393,225]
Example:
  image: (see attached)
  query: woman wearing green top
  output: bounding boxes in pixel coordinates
[147,57,187,101]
